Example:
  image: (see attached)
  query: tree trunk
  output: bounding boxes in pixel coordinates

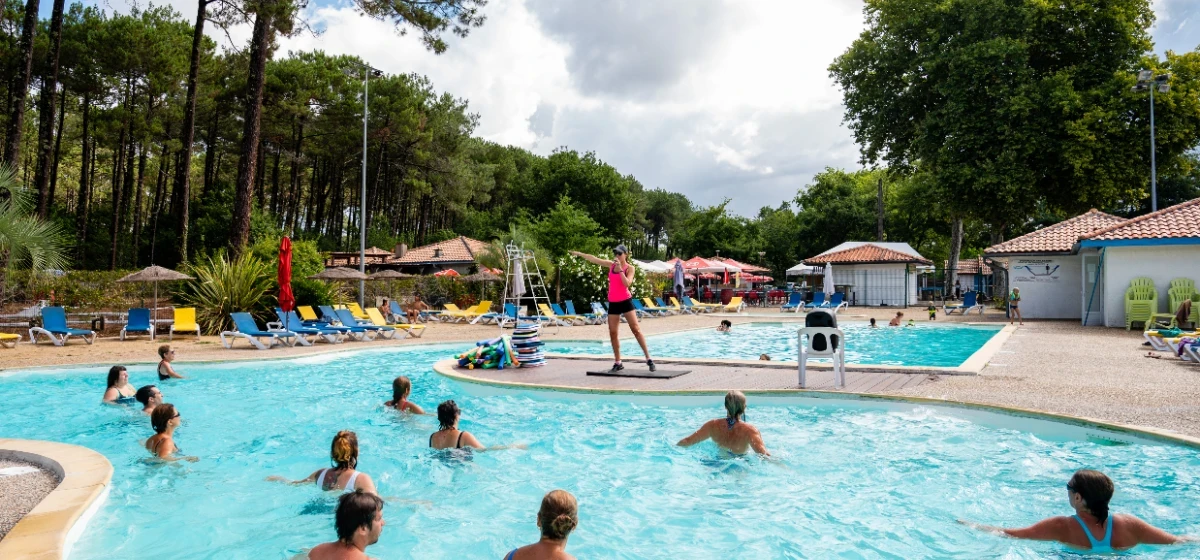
[32,0,64,216]
[132,142,148,265]
[48,85,67,208]
[201,108,219,197]
[2,0,41,169]
[171,0,207,265]
[229,7,274,255]
[946,217,964,301]
[74,93,91,262]
[150,143,168,264]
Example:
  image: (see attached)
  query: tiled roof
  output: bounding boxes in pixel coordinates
[943,257,992,275]
[805,243,932,265]
[1082,198,1200,242]
[391,236,490,265]
[984,210,1124,255]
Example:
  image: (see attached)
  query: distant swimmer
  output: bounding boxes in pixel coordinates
[383,376,425,414]
[677,391,769,456]
[960,470,1196,552]
[268,431,377,495]
[429,400,525,452]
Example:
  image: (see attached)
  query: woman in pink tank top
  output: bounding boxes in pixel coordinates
[569,245,655,373]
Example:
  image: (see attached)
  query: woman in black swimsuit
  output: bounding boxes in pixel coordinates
[428,400,525,451]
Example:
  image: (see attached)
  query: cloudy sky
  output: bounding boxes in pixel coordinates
[93,0,1200,216]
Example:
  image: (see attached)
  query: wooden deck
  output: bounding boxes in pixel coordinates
[437,357,937,394]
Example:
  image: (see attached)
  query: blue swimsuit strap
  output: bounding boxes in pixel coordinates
[1073,514,1112,548]
[504,549,516,560]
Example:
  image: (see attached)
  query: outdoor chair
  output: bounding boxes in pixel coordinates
[642,298,675,315]
[272,308,345,345]
[0,332,21,348]
[1125,286,1157,331]
[943,292,983,315]
[565,300,601,324]
[798,325,845,388]
[219,312,297,350]
[29,306,97,346]
[803,293,826,310]
[364,308,425,338]
[170,307,201,340]
[346,302,370,319]
[120,308,154,341]
[780,292,804,312]
[336,308,395,339]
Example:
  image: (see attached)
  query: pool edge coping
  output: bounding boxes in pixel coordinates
[432,359,1200,451]
[0,439,112,560]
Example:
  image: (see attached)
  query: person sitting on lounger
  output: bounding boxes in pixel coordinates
[267,431,377,494]
[406,295,430,324]
[135,385,163,415]
[157,345,185,380]
[960,469,1194,551]
[430,400,524,451]
[717,320,732,332]
[889,312,904,326]
[103,365,137,405]
[145,403,197,461]
[677,390,770,456]
[383,376,425,414]
[503,490,579,560]
[304,490,385,560]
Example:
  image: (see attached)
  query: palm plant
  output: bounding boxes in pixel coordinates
[176,252,275,333]
[0,165,71,300]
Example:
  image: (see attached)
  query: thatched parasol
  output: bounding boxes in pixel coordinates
[367,270,414,280]
[309,267,369,281]
[461,271,502,283]
[116,265,195,330]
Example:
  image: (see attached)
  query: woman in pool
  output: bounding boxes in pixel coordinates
[157,345,185,380]
[429,400,523,451]
[869,318,878,328]
[677,390,770,456]
[504,490,579,560]
[717,320,732,332]
[102,365,137,404]
[268,431,377,495]
[382,376,425,414]
[568,245,655,373]
[145,403,197,461]
[961,470,1194,551]
[135,385,162,415]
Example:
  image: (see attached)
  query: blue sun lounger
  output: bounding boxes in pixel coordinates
[565,300,601,324]
[335,309,395,339]
[220,312,297,350]
[804,293,826,310]
[943,291,984,315]
[29,306,97,346]
[273,308,345,345]
[781,292,804,312]
[120,308,154,340]
[317,305,376,340]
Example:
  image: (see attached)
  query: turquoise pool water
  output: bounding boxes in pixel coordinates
[2,345,1199,559]
[546,322,1003,367]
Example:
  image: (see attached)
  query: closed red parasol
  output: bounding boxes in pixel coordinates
[278,237,295,312]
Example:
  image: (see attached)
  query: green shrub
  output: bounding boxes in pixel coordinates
[176,253,275,333]
[248,237,325,279]
[292,278,338,307]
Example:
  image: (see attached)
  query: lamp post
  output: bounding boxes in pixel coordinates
[1133,70,1170,212]
[346,63,383,305]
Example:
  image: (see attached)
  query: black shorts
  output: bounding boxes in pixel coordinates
[608,298,635,315]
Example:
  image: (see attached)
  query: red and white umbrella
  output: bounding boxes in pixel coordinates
[434,269,460,277]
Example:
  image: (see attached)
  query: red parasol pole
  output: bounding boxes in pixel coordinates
[279,237,295,312]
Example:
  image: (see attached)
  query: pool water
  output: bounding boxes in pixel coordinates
[546,322,1003,367]
[2,345,1199,559]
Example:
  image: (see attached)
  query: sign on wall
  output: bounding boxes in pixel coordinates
[1012,259,1062,283]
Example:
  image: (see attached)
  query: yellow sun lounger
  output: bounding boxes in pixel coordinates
[641,298,675,315]
[169,307,201,340]
[297,306,321,322]
[364,308,426,338]
[689,297,721,311]
[537,303,583,326]
[0,332,21,348]
[347,302,370,319]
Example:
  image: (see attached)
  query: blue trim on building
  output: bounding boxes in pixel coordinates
[1078,237,1200,248]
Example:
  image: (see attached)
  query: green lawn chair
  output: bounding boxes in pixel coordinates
[1125,286,1157,330]
[1170,278,1196,292]
[1130,277,1155,290]
[1169,285,1197,316]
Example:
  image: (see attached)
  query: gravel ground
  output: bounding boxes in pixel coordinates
[0,458,60,539]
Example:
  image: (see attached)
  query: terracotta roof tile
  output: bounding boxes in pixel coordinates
[943,256,992,275]
[806,243,932,265]
[984,210,1124,255]
[391,236,490,265]
[1082,198,1200,242]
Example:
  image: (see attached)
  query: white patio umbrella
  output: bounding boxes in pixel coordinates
[823,262,835,296]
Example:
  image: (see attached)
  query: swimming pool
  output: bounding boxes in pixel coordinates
[2,345,1198,558]
[545,322,1004,367]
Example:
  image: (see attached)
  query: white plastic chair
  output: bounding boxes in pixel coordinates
[798,326,845,388]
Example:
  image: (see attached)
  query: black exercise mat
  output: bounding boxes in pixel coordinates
[586,368,690,379]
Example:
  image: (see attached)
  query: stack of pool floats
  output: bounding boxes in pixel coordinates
[510,323,545,367]
[453,323,545,370]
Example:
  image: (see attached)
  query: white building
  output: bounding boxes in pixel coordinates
[803,242,931,306]
[984,199,1200,326]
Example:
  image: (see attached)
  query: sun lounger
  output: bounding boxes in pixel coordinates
[780,292,804,313]
[565,300,601,324]
[803,293,826,310]
[0,332,20,348]
[689,297,721,312]
[220,312,297,350]
[630,299,663,318]
[335,308,395,338]
[718,297,745,313]
[346,302,370,320]
[314,306,374,340]
[943,292,984,315]
[169,307,201,340]
[272,309,345,345]
[543,303,585,325]
[120,308,155,340]
[642,298,676,315]
[29,306,97,346]
[364,308,425,338]
[675,297,704,314]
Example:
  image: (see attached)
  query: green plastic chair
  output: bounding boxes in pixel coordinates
[1125,286,1157,331]
[1169,285,1197,316]
[1170,278,1196,291]
[1130,277,1155,289]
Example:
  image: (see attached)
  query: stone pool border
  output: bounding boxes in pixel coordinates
[0,439,112,560]
[542,322,1015,375]
[432,359,1200,451]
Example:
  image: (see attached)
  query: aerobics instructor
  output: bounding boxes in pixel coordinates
[569,245,656,373]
